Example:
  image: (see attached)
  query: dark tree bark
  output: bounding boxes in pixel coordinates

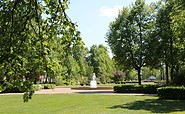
[165,63,169,84]
[135,66,142,85]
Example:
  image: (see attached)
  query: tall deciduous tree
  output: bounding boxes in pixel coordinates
[170,0,185,66]
[106,0,153,85]
[154,0,174,83]
[152,0,185,83]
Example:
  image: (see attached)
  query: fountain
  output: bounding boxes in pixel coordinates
[90,73,97,88]
[71,73,113,90]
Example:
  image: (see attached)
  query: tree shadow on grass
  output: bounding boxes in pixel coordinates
[109,98,185,113]
[74,91,114,94]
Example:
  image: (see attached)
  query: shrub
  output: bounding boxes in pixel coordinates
[173,69,185,86]
[125,81,138,83]
[0,86,4,92]
[32,84,40,91]
[3,87,23,93]
[55,76,64,86]
[78,76,88,86]
[1,81,25,93]
[0,83,6,93]
[111,70,126,84]
[41,84,56,89]
[157,86,185,100]
[114,84,162,94]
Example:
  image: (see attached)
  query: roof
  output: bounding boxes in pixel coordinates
[148,76,156,80]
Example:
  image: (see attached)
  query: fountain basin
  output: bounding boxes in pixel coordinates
[71,87,113,90]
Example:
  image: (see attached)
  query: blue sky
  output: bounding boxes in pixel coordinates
[67,0,159,48]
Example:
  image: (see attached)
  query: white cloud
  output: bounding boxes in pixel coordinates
[99,5,122,17]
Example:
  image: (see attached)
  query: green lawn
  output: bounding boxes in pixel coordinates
[0,94,185,114]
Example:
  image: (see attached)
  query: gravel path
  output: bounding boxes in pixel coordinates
[0,88,157,96]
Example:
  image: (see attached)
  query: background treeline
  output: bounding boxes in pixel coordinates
[54,44,118,86]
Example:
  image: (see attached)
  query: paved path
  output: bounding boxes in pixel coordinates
[0,88,157,96]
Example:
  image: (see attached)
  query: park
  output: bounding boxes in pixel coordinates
[1,83,185,113]
[0,0,185,113]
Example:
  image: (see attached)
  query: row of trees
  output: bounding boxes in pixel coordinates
[106,0,185,85]
[56,44,115,85]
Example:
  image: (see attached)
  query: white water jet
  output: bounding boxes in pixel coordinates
[90,73,97,88]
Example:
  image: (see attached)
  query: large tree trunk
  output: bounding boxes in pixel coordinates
[165,64,169,84]
[138,68,142,85]
[170,66,174,81]
[136,66,142,85]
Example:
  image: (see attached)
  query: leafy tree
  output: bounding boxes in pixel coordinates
[87,44,114,83]
[151,0,185,83]
[106,0,153,85]
[62,42,94,85]
[126,69,138,80]
[141,67,160,79]
[170,0,185,66]
[0,0,82,102]
[111,70,126,84]
[154,0,174,83]
[72,43,92,79]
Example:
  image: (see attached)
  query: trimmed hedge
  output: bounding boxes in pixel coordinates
[114,84,162,94]
[157,86,185,100]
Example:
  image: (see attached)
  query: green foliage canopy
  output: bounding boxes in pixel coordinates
[106,0,154,85]
[87,44,114,83]
[0,0,82,102]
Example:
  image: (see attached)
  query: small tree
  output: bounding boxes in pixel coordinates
[173,67,185,86]
[111,71,126,84]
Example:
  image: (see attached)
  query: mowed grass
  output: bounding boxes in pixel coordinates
[0,94,185,114]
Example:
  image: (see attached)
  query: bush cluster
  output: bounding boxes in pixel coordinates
[173,69,185,86]
[114,84,162,94]
[32,85,40,91]
[0,81,22,93]
[157,86,185,100]
[125,81,138,83]
[2,87,23,93]
[1,84,56,93]
[0,86,5,93]
[41,84,56,89]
